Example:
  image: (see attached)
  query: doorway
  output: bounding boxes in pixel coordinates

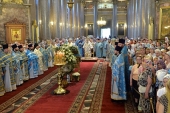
[101,28,110,38]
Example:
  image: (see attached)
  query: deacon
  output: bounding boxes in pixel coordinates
[1,44,17,92]
[46,40,54,67]
[40,43,49,71]
[111,46,126,100]
[102,38,108,58]
[11,44,23,86]
[18,45,29,80]
[94,38,103,58]
[27,43,39,78]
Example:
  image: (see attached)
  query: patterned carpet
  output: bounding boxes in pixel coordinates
[1,60,137,113]
[0,67,58,112]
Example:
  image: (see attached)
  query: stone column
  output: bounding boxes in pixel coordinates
[76,1,80,37]
[51,0,60,38]
[72,0,78,38]
[93,1,98,38]
[111,1,117,38]
[67,0,74,38]
[39,0,51,40]
[80,2,84,36]
[61,0,67,38]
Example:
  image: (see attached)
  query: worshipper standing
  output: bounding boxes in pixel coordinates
[110,42,118,67]
[118,38,130,92]
[18,45,29,81]
[1,44,17,92]
[138,56,153,113]
[94,38,103,58]
[27,43,39,78]
[164,51,170,70]
[130,55,142,107]
[106,39,111,61]
[157,79,170,113]
[156,60,167,89]
[111,46,126,100]
[83,38,93,57]
[102,38,107,58]
[40,43,49,71]
[156,74,170,112]
[34,43,44,75]
[76,37,84,57]
[11,44,23,85]
[46,40,54,67]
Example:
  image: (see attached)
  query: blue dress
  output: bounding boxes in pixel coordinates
[76,39,84,57]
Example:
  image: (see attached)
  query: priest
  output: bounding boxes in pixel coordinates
[34,43,44,75]
[94,38,103,58]
[18,45,29,80]
[27,43,39,78]
[118,38,130,92]
[111,45,126,100]
[11,44,23,86]
[1,44,17,92]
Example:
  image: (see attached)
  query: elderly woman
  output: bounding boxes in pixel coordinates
[138,55,153,113]
[164,51,170,70]
[156,60,167,89]
[157,79,170,113]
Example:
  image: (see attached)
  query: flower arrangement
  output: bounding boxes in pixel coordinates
[55,44,77,66]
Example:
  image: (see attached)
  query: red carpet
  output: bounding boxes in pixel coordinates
[0,66,57,105]
[101,66,125,113]
[24,62,95,113]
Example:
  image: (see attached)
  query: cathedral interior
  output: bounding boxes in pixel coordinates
[0,0,170,113]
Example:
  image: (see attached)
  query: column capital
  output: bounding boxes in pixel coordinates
[112,0,117,5]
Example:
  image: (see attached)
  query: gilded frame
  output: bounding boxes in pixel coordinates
[5,18,26,44]
[159,6,170,39]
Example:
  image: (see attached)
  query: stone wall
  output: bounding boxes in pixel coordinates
[156,1,170,39]
[0,4,29,42]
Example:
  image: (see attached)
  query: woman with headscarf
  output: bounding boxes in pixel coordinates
[156,60,167,89]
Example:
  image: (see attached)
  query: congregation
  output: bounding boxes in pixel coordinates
[0,36,170,113]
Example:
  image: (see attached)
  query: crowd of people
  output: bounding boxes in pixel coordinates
[106,37,170,113]
[0,36,170,113]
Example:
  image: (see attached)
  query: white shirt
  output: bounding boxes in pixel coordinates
[157,87,166,98]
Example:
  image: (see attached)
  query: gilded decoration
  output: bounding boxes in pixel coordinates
[159,6,170,38]
[2,0,23,4]
[0,6,29,42]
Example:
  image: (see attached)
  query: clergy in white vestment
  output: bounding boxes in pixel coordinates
[34,43,44,75]
[83,38,93,57]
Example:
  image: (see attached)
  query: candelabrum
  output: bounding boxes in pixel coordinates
[53,51,68,95]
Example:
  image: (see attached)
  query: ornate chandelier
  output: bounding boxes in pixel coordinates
[97,17,106,26]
